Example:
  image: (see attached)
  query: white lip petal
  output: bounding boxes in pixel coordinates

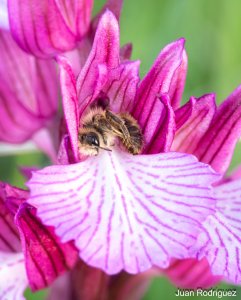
[193,178,241,284]
[27,150,219,274]
[0,251,27,299]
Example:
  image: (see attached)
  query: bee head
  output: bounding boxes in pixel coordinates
[78,131,100,156]
[78,130,112,156]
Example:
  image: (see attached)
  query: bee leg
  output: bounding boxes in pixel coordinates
[105,110,131,140]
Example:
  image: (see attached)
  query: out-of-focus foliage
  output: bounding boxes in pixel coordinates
[1,0,241,299]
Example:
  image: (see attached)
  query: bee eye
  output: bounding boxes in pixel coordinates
[86,132,99,147]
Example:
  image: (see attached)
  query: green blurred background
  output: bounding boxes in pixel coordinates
[1,0,241,299]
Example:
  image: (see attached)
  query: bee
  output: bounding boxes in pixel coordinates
[78,107,143,156]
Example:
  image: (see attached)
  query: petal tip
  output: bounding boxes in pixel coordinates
[99,9,119,28]
[174,37,186,49]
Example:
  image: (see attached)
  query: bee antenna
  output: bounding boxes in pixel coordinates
[98,146,112,152]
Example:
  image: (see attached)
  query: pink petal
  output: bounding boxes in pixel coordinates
[75,0,94,38]
[193,177,241,283]
[132,39,185,151]
[175,96,195,130]
[193,85,241,174]
[143,94,176,154]
[168,49,188,109]
[57,56,80,162]
[0,30,58,143]
[0,82,41,143]
[102,61,140,113]
[15,203,78,291]
[57,135,73,165]
[77,10,120,116]
[172,94,216,153]
[0,183,21,252]
[165,258,221,288]
[0,251,28,299]
[133,39,184,122]
[2,183,78,291]
[27,150,219,274]
[0,0,9,29]
[8,0,93,58]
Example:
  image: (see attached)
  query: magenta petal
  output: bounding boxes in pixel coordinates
[168,49,188,109]
[8,0,93,58]
[77,10,120,115]
[0,183,21,252]
[27,150,219,274]
[193,178,241,283]
[165,258,221,288]
[0,251,28,299]
[175,96,195,130]
[143,94,176,154]
[57,135,74,165]
[58,56,80,162]
[193,86,241,173]
[15,203,78,291]
[103,61,140,113]
[132,38,185,133]
[172,94,216,153]
[0,30,58,143]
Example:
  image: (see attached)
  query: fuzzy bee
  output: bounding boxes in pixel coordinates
[78,107,143,156]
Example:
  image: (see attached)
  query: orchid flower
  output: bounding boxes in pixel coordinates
[1,3,240,300]
[0,182,78,299]
[26,11,219,286]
